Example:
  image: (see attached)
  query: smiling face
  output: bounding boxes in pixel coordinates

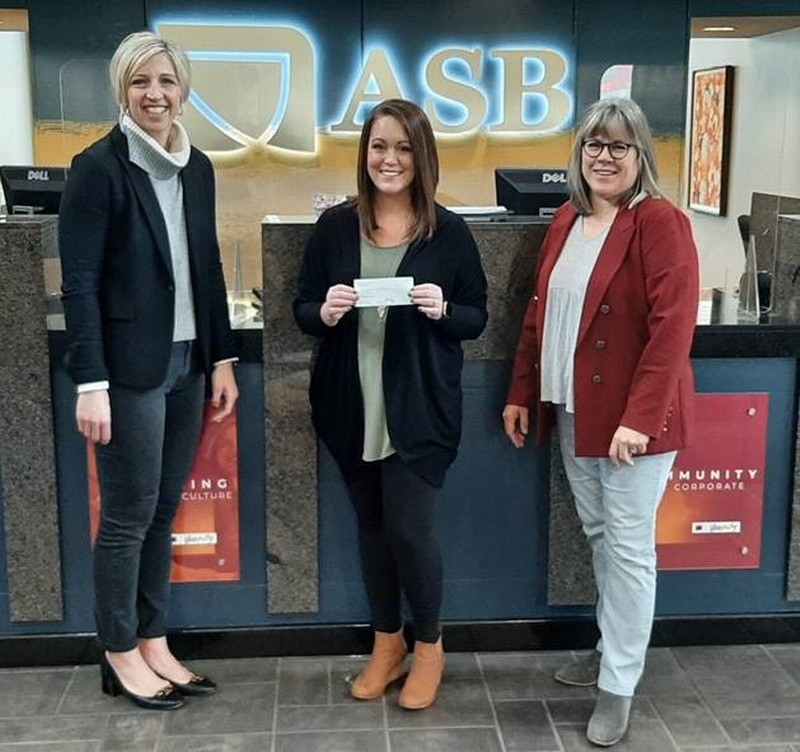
[581,125,641,207]
[366,115,415,199]
[126,53,183,147]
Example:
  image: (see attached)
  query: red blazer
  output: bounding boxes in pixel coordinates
[507,196,699,457]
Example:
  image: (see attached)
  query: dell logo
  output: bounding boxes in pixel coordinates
[27,169,50,181]
[542,172,567,183]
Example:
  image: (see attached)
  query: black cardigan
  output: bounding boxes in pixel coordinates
[294,203,488,487]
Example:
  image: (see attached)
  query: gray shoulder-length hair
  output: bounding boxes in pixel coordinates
[567,97,663,215]
[109,31,191,111]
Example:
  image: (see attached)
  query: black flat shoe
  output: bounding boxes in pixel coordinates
[166,673,218,696]
[100,654,185,710]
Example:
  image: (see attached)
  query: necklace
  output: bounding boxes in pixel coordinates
[365,242,405,321]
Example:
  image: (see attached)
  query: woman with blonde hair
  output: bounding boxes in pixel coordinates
[59,31,238,710]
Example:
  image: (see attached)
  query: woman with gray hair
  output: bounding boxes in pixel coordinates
[503,98,698,746]
[59,31,238,710]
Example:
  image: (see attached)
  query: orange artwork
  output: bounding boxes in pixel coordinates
[689,66,734,216]
[88,403,241,583]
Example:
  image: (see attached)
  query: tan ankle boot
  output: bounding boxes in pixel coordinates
[398,636,444,710]
[350,630,408,700]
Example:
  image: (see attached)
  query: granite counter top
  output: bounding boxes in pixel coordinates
[33,213,800,361]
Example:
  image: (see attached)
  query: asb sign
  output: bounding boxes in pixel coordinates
[157,22,572,156]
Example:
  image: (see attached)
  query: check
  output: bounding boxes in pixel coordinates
[353,276,414,308]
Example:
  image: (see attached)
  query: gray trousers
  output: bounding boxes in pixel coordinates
[93,342,204,652]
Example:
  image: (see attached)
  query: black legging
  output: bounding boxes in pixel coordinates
[347,454,442,643]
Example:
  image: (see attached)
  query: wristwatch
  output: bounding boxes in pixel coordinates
[442,301,451,319]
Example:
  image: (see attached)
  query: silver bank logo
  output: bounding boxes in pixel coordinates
[158,23,316,158]
[157,22,572,158]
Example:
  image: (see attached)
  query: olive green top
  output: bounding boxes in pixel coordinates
[358,237,408,461]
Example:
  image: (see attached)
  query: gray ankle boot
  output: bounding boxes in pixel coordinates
[586,689,632,746]
[554,650,601,687]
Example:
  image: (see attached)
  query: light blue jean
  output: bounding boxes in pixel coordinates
[556,407,675,696]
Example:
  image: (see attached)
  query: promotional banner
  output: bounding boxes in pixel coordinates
[88,404,240,582]
[656,393,769,571]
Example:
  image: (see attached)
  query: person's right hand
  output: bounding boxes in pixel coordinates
[503,404,529,448]
[76,390,111,445]
[320,284,357,326]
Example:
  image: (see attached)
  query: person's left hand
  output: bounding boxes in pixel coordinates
[410,283,445,320]
[502,404,529,448]
[210,362,239,422]
[609,425,650,467]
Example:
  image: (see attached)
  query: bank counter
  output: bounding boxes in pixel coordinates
[1,213,800,663]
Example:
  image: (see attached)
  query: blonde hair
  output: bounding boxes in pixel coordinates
[109,31,191,110]
[567,97,663,215]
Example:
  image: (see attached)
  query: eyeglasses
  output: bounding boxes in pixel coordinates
[582,139,637,160]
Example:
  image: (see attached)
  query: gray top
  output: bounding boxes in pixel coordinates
[540,218,610,413]
[358,237,407,462]
[120,113,196,342]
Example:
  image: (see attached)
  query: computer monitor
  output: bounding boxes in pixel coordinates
[494,168,569,217]
[0,166,69,215]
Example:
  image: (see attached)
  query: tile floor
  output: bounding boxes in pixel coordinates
[3,643,800,750]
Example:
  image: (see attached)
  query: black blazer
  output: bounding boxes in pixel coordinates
[59,126,237,389]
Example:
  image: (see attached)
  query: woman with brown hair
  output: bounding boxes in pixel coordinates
[294,98,487,710]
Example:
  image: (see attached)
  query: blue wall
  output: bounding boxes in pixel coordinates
[0,355,795,636]
[12,0,690,136]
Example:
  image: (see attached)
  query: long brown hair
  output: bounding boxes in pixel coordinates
[355,99,439,245]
